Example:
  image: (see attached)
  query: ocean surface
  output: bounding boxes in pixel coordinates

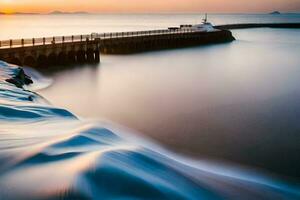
[1,13,300,39]
[1,14,300,199]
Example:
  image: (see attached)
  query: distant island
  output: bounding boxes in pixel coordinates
[15,12,39,15]
[0,11,89,15]
[48,11,89,15]
[269,11,281,15]
[0,12,39,15]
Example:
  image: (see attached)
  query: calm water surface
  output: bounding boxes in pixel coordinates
[2,14,300,180]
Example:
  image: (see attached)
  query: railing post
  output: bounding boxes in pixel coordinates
[72,35,74,42]
[80,35,83,42]
[10,39,12,48]
[62,36,65,43]
[43,37,45,45]
[21,39,24,47]
[32,38,35,46]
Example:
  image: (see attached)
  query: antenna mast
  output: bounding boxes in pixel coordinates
[203,13,208,23]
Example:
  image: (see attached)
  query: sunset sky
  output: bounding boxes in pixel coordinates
[0,0,300,14]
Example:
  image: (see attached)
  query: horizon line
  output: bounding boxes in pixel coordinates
[1,11,300,15]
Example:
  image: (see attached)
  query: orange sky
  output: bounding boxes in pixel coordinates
[0,0,300,14]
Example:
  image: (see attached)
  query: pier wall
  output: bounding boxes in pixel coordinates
[0,29,235,67]
[101,30,235,54]
[0,40,100,68]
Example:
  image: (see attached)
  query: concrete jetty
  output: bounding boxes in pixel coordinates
[101,29,234,54]
[0,29,234,67]
[0,35,101,67]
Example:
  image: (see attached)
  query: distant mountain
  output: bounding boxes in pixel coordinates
[0,12,39,15]
[48,11,89,15]
[0,10,88,15]
[15,12,39,15]
[269,11,281,15]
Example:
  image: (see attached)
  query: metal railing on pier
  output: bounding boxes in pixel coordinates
[0,29,204,49]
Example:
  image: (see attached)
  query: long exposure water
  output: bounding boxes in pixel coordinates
[38,27,300,179]
[1,13,300,199]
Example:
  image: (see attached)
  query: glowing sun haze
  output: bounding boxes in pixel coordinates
[0,0,299,13]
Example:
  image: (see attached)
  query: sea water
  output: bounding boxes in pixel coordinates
[34,15,300,179]
[1,14,300,199]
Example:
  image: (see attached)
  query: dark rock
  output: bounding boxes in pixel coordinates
[5,67,33,88]
[5,78,23,88]
[28,95,34,101]
[270,11,281,15]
